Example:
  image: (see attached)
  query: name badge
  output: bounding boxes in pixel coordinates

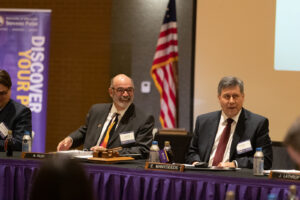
[119,131,135,145]
[0,122,8,139]
[236,140,253,154]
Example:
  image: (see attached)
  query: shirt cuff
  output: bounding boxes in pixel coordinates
[233,160,238,168]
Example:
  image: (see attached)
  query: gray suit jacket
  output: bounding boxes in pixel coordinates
[186,108,273,169]
[69,103,154,159]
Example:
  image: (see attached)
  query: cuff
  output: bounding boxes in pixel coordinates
[233,160,238,168]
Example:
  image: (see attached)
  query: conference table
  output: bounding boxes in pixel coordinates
[0,152,299,200]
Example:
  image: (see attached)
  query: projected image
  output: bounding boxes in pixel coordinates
[274,0,300,71]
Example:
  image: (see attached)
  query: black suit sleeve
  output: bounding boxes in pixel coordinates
[12,107,32,151]
[186,117,203,164]
[119,115,154,159]
[0,106,32,151]
[69,111,90,148]
[235,118,273,169]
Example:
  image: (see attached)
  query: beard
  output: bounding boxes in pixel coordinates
[113,95,133,109]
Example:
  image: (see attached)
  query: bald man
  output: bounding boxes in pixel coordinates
[57,74,154,159]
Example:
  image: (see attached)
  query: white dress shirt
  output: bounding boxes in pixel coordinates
[208,110,242,166]
[96,104,129,146]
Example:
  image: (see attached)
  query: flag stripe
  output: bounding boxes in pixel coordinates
[159,27,178,38]
[157,32,178,46]
[153,68,176,125]
[160,22,177,32]
[165,65,176,102]
[152,56,178,70]
[161,66,176,106]
[153,52,178,65]
[156,40,178,52]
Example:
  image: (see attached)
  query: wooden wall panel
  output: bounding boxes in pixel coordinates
[0,0,112,151]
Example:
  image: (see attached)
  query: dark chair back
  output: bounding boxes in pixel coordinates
[154,133,192,163]
[272,141,297,169]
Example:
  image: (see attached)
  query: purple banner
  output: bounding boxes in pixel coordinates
[0,9,51,152]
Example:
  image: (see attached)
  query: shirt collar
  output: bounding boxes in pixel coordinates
[221,109,242,124]
[110,103,130,119]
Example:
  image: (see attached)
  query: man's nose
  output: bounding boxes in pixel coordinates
[122,91,129,96]
[229,96,235,103]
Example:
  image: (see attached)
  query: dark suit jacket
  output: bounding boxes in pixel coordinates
[0,99,32,151]
[69,103,154,159]
[186,108,273,169]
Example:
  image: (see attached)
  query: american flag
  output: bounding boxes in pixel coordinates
[151,0,178,128]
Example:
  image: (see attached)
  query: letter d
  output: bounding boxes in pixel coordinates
[32,36,45,46]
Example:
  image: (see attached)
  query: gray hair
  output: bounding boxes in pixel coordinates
[218,76,244,95]
[284,117,300,153]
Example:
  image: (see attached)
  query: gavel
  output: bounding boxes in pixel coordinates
[93,147,122,158]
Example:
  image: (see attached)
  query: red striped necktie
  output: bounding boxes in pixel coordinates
[212,118,234,166]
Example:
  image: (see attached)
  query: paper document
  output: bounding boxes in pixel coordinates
[56,150,93,158]
[264,169,300,175]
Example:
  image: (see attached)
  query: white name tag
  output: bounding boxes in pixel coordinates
[120,131,135,145]
[0,122,8,139]
[236,140,253,154]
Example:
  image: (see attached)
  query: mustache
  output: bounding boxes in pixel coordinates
[120,96,131,101]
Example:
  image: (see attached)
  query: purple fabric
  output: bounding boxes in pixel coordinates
[0,159,39,200]
[84,164,300,200]
[1,158,300,200]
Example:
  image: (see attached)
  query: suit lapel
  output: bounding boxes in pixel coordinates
[205,111,222,162]
[91,104,111,146]
[230,108,246,159]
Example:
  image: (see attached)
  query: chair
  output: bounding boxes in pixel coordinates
[154,131,192,163]
[271,141,297,169]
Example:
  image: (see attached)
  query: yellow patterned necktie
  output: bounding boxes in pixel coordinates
[100,113,119,148]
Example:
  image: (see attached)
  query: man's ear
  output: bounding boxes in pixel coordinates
[108,88,113,97]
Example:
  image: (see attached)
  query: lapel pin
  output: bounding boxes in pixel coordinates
[97,123,102,128]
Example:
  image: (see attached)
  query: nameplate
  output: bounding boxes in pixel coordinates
[21,152,52,159]
[269,171,300,181]
[145,162,184,172]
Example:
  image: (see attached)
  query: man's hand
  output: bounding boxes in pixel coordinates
[57,137,73,151]
[217,161,236,168]
[90,146,107,152]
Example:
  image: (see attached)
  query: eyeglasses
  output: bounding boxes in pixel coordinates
[112,87,134,94]
[0,90,8,96]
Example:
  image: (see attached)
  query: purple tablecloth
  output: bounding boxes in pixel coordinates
[0,157,299,200]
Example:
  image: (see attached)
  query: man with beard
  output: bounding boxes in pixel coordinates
[57,74,154,159]
[186,76,272,169]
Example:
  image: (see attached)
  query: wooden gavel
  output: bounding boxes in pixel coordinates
[93,147,122,158]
